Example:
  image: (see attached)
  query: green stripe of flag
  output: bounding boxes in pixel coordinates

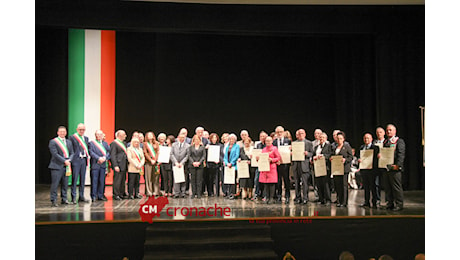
[68,29,85,132]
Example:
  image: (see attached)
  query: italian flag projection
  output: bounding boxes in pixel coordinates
[68,29,116,185]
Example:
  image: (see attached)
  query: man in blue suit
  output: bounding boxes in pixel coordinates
[69,123,90,203]
[48,126,74,207]
[89,130,111,202]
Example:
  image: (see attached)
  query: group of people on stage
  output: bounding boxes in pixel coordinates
[48,124,405,211]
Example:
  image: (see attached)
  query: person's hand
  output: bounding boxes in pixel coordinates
[176,162,182,168]
[64,160,71,166]
[358,159,362,163]
[151,159,155,165]
[227,163,232,168]
[114,166,120,172]
[247,160,251,164]
[237,158,241,162]
[313,156,318,161]
[256,156,260,161]
[304,151,309,156]
[342,158,346,163]
[377,153,381,158]
[98,157,105,164]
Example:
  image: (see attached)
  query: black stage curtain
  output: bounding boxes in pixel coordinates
[35,5,424,190]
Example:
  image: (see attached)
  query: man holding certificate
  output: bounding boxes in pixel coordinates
[357,133,380,208]
[170,133,190,198]
[273,126,292,204]
[312,132,332,205]
[291,129,314,204]
[381,124,406,211]
[258,136,281,204]
[372,126,386,207]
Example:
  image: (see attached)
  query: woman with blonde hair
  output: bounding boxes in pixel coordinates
[143,131,160,197]
[127,138,145,199]
[188,135,206,198]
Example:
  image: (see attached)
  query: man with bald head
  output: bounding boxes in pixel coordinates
[373,126,386,207]
[382,124,406,211]
[110,130,129,200]
[292,129,314,204]
[89,130,111,202]
[69,123,90,203]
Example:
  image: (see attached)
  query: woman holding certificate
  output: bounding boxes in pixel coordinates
[223,134,240,200]
[143,132,160,197]
[127,138,145,199]
[207,133,223,197]
[258,136,281,204]
[238,137,256,200]
[330,132,353,207]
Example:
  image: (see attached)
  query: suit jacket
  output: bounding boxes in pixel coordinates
[313,142,332,170]
[48,137,74,170]
[292,139,314,173]
[110,140,128,172]
[224,144,240,170]
[332,143,353,173]
[188,145,206,168]
[69,134,90,166]
[256,142,266,149]
[272,137,291,147]
[384,136,406,171]
[170,141,190,166]
[357,143,380,171]
[143,141,159,166]
[127,146,145,173]
[89,140,111,170]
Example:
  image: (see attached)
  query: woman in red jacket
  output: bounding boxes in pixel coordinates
[258,136,281,204]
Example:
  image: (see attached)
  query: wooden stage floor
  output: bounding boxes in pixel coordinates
[35,184,425,224]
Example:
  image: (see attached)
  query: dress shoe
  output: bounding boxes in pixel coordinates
[174,195,180,199]
[79,197,90,203]
[71,199,77,204]
[135,194,143,199]
[92,198,97,202]
[229,195,235,200]
[336,204,343,207]
[61,200,70,205]
[114,196,122,200]
[392,206,403,211]
[302,200,308,204]
[294,199,302,204]
[98,197,108,201]
[51,201,58,207]
[180,195,185,198]
[129,195,135,200]
[360,203,370,208]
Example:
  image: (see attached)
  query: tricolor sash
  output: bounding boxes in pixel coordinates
[114,139,128,156]
[131,147,144,175]
[53,137,72,176]
[92,140,109,169]
[146,142,159,174]
[73,133,89,156]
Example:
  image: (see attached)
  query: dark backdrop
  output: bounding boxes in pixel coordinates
[36,2,424,189]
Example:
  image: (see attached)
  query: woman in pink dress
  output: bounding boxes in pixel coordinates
[258,136,281,204]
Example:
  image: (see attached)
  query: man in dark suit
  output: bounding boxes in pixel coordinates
[382,124,406,211]
[69,123,90,203]
[110,129,128,200]
[357,133,380,208]
[312,132,332,205]
[178,128,192,194]
[273,126,292,204]
[372,126,386,208]
[48,126,74,207]
[171,133,191,198]
[291,129,314,204]
[89,130,111,202]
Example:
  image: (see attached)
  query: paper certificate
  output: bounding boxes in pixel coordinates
[331,155,344,175]
[173,166,185,183]
[257,153,270,172]
[313,157,327,177]
[378,147,395,168]
[359,150,374,169]
[158,146,171,163]
[207,145,220,163]
[278,145,291,164]
[291,142,305,161]
[237,160,250,178]
[251,149,262,167]
[224,166,236,184]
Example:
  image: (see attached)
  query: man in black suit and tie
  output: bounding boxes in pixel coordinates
[372,126,386,207]
[171,133,190,198]
[48,126,74,207]
[291,129,314,204]
[273,126,292,203]
[357,133,380,208]
[381,124,406,211]
[69,123,90,203]
[312,132,332,205]
[110,130,128,200]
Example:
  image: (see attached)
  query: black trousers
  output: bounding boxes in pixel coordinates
[50,168,68,202]
[113,169,127,197]
[207,166,219,196]
[264,183,276,202]
[293,165,310,201]
[160,164,173,194]
[202,167,208,194]
[215,166,223,196]
[276,164,291,199]
[127,172,140,196]
[333,174,349,205]
[383,170,404,207]
[190,167,204,196]
[375,168,385,202]
[361,170,377,205]
[316,174,331,203]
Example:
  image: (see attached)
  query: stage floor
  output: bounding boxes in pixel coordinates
[35,184,424,224]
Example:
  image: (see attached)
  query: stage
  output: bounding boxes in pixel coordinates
[35,184,424,223]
